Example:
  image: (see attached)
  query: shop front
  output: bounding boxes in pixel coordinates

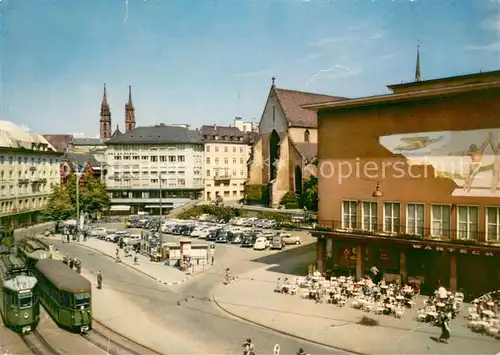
[457,253,500,300]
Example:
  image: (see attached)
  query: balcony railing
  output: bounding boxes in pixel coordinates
[317,220,498,244]
[214,174,231,181]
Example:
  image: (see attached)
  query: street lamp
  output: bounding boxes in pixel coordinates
[372,181,383,198]
[75,165,83,233]
[158,175,163,252]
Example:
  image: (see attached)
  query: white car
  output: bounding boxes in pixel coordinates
[253,237,268,250]
[91,227,107,237]
[281,233,302,245]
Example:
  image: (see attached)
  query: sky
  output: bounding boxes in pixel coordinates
[0,0,499,137]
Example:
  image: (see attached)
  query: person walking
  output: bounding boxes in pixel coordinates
[439,312,451,344]
[97,270,103,290]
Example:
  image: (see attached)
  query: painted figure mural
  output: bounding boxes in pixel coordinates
[379,128,500,197]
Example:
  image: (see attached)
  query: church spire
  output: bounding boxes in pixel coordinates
[125,85,136,133]
[415,41,421,82]
[99,83,111,140]
[127,85,133,106]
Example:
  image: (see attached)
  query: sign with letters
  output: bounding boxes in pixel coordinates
[411,244,496,257]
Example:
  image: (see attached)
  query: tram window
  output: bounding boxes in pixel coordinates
[59,292,71,307]
[8,292,18,308]
[75,293,90,306]
[19,294,32,309]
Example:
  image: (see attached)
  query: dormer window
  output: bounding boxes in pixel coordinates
[304,129,310,143]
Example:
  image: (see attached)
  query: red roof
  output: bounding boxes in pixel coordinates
[274,88,347,127]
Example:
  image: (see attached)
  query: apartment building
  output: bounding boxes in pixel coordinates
[200,124,254,202]
[0,122,62,226]
[308,70,500,297]
[105,124,204,214]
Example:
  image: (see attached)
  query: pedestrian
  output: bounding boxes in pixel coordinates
[211,255,215,265]
[97,270,103,289]
[134,252,139,265]
[66,233,70,243]
[439,312,451,344]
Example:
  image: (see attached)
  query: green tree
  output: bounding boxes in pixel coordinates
[42,183,75,221]
[301,176,318,211]
[80,175,110,214]
[43,173,110,221]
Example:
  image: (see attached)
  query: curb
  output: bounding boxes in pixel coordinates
[211,286,366,355]
[63,241,191,286]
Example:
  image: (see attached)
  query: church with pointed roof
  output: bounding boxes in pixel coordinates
[99,84,137,140]
[247,77,348,207]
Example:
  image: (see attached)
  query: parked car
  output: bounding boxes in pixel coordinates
[241,234,256,247]
[253,237,268,250]
[281,233,301,245]
[231,232,243,244]
[91,227,107,237]
[270,235,286,250]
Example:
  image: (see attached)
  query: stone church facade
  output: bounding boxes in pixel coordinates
[247,81,346,207]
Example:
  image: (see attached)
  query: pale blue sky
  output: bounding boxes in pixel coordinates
[1,0,499,137]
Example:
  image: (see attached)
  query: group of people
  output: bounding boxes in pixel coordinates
[116,247,139,265]
[62,254,82,273]
[240,338,309,355]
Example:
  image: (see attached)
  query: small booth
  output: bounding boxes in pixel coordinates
[162,239,211,269]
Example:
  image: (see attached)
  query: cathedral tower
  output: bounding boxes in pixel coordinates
[99,83,112,139]
[125,85,136,132]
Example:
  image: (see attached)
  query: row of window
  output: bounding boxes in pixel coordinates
[206,157,245,165]
[341,200,500,242]
[206,145,245,153]
[206,169,245,177]
[0,156,59,165]
[109,144,200,151]
[114,155,186,162]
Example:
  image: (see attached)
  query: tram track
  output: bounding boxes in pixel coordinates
[22,330,61,355]
[82,319,163,355]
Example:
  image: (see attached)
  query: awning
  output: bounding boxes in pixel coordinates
[110,205,131,212]
[145,205,172,209]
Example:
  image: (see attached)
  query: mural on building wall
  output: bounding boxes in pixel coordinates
[379,128,500,197]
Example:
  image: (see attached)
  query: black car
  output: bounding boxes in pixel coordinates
[206,230,220,241]
[241,234,257,247]
[181,226,194,236]
[216,235,228,243]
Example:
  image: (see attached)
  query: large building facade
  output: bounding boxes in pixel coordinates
[308,70,500,298]
[201,121,255,202]
[105,124,204,214]
[247,80,346,207]
[0,122,62,227]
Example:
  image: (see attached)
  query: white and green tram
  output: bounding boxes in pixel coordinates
[0,255,39,333]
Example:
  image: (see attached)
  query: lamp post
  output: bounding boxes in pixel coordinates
[75,165,83,233]
[158,175,163,252]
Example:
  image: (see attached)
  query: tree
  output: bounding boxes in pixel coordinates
[43,173,110,221]
[42,184,75,221]
[80,175,110,214]
[301,176,318,212]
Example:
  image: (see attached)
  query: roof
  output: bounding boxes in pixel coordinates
[293,142,317,162]
[72,138,105,146]
[106,125,203,145]
[303,80,500,112]
[43,134,73,152]
[36,259,91,293]
[27,250,53,260]
[111,125,122,138]
[63,152,101,168]
[4,275,37,292]
[200,125,244,138]
[0,121,56,151]
[387,70,500,94]
[273,88,347,128]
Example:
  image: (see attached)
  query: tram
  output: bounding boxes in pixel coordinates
[18,237,52,270]
[35,258,92,333]
[0,254,40,333]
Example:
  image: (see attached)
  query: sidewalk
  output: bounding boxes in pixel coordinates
[213,266,500,354]
[46,235,213,286]
[80,269,188,354]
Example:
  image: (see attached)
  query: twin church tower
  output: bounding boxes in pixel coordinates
[99,84,136,139]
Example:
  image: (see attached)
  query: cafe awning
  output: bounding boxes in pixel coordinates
[110,205,131,212]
